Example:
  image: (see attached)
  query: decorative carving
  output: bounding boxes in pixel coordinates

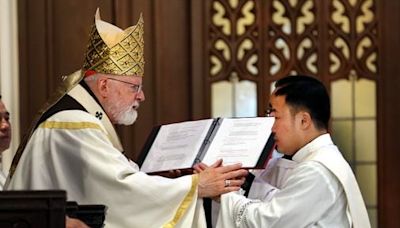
[297,1,314,34]
[209,0,260,80]
[206,0,378,116]
[237,1,255,36]
[267,0,318,77]
[357,0,374,33]
[272,1,291,35]
[328,0,378,79]
[332,0,350,34]
[212,1,231,35]
[207,0,378,82]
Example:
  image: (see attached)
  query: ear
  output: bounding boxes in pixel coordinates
[298,111,312,130]
[97,77,109,98]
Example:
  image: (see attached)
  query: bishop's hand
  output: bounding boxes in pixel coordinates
[196,159,248,198]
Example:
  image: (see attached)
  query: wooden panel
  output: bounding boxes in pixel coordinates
[153,0,191,124]
[18,0,48,134]
[190,0,207,119]
[378,1,400,227]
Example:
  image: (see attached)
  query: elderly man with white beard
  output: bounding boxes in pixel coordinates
[4,9,248,227]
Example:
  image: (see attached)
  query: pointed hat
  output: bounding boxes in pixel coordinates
[82,8,145,76]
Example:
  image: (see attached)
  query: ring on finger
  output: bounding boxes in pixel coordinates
[224,179,231,187]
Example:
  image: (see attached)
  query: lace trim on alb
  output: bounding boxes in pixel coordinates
[234,200,259,226]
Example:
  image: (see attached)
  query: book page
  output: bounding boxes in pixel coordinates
[201,117,275,167]
[140,119,214,173]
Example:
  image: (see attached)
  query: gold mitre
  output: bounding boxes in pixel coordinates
[82,8,144,76]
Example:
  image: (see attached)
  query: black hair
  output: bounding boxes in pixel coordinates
[274,75,330,130]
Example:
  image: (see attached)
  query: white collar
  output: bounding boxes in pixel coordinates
[292,133,334,162]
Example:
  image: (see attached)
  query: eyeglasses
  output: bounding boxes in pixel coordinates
[107,77,143,93]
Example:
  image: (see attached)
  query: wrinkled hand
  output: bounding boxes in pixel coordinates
[197,159,248,198]
[66,216,89,228]
[193,162,210,173]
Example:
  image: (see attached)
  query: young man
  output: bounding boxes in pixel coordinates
[0,95,11,190]
[5,9,247,227]
[216,75,370,227]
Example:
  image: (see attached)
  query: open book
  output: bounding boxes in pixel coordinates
[138,117,275,173]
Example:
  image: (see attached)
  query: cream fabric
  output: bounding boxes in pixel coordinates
[217,134,370,228]
[248,157,297,201]
[0,170,6,190]
[6,86,206,228]
[211,157,296,227]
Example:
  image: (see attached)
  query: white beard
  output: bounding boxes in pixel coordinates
[116,106,138,125]
[105,98,139,125]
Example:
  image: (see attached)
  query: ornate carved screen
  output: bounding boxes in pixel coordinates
[205,0,378,226]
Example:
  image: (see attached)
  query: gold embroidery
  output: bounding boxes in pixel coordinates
[163,174,199,228]
[82,10,145,76]
[40,121,103,131]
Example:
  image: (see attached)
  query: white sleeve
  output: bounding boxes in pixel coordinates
[248,177,279,201]
[217,162,341,228]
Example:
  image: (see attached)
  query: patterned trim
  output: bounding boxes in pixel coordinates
[39,121,103,131]
[235,200,257,227]
[163,174,199,228]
